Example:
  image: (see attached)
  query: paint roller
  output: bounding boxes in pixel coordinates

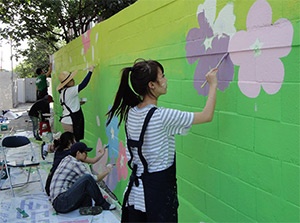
[200,52,229,88]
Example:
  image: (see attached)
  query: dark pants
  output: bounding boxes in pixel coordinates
[122,163,178,223]
[37,89,48,100]
[126,205,147,222]
[52,174,109,213]
[29,116,40,139]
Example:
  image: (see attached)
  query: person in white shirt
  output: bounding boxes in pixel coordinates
[106,59,218,223]
[57,65,95,141]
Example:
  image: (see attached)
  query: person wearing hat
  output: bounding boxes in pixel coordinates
[57,65,95,141]
[49,142,116,215]
[28,95,54,141]
[44,131,109,196]
[36,63,52,100]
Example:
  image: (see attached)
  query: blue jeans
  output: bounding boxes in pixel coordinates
[29,116,40,139]
[52,174,110,213]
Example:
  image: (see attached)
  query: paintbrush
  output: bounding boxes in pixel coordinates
[200,53,229,88]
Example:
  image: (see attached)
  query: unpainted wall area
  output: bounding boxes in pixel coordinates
[51,0,300,222]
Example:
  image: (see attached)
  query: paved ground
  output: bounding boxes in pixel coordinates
[0,103,121,222]
[1,103,33,135]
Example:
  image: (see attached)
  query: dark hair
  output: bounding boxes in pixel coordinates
[53,131,75,152]
[36,68,43,75]
[106,58,164,126]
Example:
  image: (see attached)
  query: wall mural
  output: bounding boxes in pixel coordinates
[49,1,298,222]
[62,0,294,194]
[92,120,128,191]
[185,0,235,96]
[186,0,293,98]
[229,0,293,98]
[104,107,124,190]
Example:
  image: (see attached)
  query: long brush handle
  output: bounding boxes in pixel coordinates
[200,53,229,88]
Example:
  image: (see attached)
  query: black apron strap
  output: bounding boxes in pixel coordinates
[59,88,84,141]
[126,107,157,172]
[122,107,157,222]
[137,107,157,173]
[59,89,72,121]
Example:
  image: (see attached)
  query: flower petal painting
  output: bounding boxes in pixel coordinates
[228,0,293,98]
[186,0,235,96]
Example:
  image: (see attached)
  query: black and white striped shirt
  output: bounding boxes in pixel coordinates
[126,104,194,212]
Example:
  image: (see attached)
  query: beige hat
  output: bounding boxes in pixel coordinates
[57,70,78,91]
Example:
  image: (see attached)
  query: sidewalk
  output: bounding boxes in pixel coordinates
[1,103,33,134]
[0,103,121,223]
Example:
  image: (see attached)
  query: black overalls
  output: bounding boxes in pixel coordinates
[122,107,178,223]
[60,88,84,141]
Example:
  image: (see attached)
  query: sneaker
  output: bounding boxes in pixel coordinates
[36,136,42,141]
[42,150,48,160]
[79,206,103,215]
[41,142,46,160]
[102,203,116,211]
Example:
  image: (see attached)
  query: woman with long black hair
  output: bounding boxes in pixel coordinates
[107,59,218,223]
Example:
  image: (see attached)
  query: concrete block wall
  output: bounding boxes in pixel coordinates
[0,71,13,109]
[51,0,300,222]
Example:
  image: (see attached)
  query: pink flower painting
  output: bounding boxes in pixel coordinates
[228,0,293,98]
[92,138,108,176]
[116,142,128,181]
[82,29,91,54]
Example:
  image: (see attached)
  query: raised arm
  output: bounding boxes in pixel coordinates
[84,146,107,164]
[45,63,52,77]
[78,65,95,92]
[192,68,218,124]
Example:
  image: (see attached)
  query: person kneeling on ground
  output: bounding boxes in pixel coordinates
[49,142,116,215]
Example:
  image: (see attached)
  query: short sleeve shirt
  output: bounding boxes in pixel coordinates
[49,155,97,202]
[60,86,80,124]
[125,104,194,211]
[36,75,47,91]
[28,99,50,118]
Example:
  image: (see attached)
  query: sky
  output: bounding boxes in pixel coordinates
[0,39,13,71]
[0,22,25,71]
[0,38,27,71]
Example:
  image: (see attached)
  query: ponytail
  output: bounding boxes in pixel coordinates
[106,67,141,126]
[107,59,164,126]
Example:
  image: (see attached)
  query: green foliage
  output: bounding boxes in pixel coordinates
[0,0,137,77]
[0,0,137,45]
[14,38,57,78]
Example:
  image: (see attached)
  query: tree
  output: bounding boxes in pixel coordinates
[0,0,136,77]
[0,0,136,47]
[15,38,63,78]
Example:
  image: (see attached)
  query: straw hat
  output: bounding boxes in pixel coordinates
[57,70,78,91]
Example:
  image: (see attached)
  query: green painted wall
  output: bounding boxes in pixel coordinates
[51,0,300,222]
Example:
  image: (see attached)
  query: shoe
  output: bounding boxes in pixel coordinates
[42,150,48,160]
[79,206,103,215]
[36,136,42,141]
[41,142,46,160]
[102,203,116,211]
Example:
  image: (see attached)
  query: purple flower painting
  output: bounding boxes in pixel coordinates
[228,0,293,98]
[186,0,235,96]
[104,154,118,191]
